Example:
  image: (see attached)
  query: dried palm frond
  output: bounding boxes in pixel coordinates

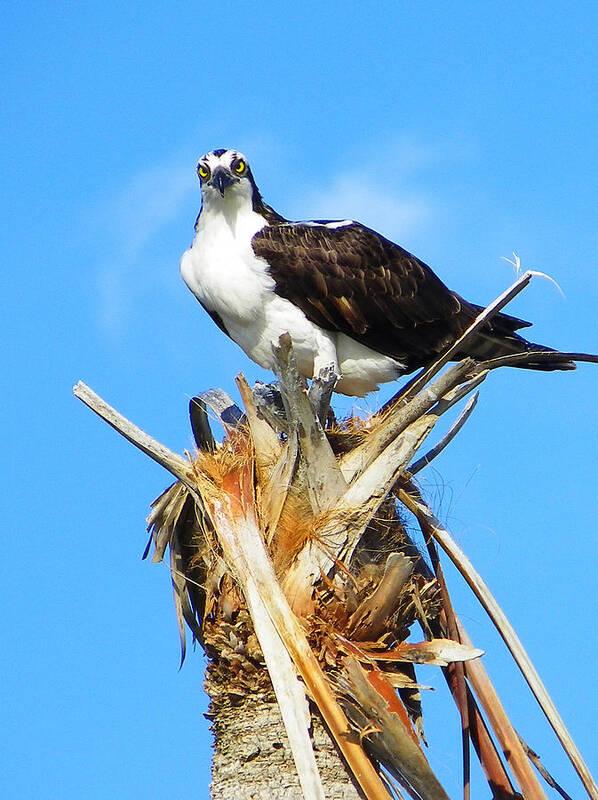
[74,271,598,800]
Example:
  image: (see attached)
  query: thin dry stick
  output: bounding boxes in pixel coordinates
[389,270,535,405]
[398,482,598,800]
[73,382,190,479]
[204,496,326,800]
[408,391,479,476]
[413,565,517,795]
[454,620,547,800]
[423,541,471,800]
[518,737,575,800]
[408,497,546,799]
[461,683,517,798]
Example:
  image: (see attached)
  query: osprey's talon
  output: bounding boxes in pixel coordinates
[315,363,339,385]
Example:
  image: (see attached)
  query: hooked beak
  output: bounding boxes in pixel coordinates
[211,166,238,196]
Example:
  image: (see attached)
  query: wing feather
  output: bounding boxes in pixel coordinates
[252,222,468,370]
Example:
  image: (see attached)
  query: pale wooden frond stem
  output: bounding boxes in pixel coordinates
[393,270,534,403]
[207,500,326,800]
[273,333,348,512]
[408,391,480,476]
[454,619,548,800]
[340,359,476,484]
[284,415,436,599]
[398,482,598,800]
[236,373,282,470]
[205,492,393,800]
[73,382,190,481]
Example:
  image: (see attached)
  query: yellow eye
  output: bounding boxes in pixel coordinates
[198,164,210,181]
[233,159,246,174]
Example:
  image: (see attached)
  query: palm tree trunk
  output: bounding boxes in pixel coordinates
[207,676,364,799]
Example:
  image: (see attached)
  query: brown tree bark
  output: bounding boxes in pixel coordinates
[207,677,365,800]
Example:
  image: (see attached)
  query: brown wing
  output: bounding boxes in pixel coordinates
[252,222,482,371]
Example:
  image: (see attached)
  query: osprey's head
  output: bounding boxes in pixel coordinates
[195,148,286,225]
[197,148,255,200]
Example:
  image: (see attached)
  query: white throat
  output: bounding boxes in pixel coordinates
[198,181,259,238]
[181,181,272,329]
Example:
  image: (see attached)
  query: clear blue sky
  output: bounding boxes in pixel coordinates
[2,2,597,798]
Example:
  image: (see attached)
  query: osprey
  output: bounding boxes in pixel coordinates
[181,148,575,396]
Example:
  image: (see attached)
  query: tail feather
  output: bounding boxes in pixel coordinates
[454,304,577,371]
[464,331,576,371]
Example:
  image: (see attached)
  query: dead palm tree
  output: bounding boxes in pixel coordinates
[75,272,598,800]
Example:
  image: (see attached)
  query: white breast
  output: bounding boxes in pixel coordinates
[181,193,405,396]
[180,198,273,320]
[180,194,335,378]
